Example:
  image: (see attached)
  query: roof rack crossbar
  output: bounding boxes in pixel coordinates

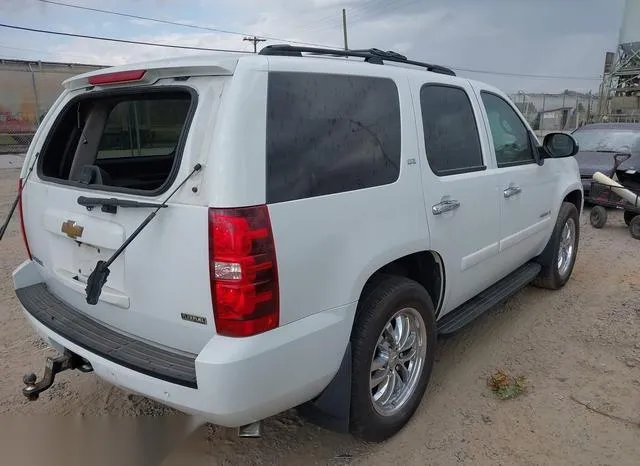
[259,45,456,76]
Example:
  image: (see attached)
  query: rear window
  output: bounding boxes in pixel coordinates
[420,84,484,176]
[38,87,195,195]
[266,72,401,204]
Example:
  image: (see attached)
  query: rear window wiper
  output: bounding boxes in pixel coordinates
[85,163,202,305]
[77,196,167,214]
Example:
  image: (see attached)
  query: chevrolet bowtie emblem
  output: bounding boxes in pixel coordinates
[61,220,84,239]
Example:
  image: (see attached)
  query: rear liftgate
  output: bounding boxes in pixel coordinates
[11,164,203,400]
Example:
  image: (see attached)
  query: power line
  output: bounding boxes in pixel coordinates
[348,0,420,24]
[0,23,604,81]
[0,23,252,53]
[298,0,417,34]
[297,0,402,34]
[243,36,266,53]
[291,1,603,81]
[449,65,603,81]
[0,43,98,62]
[35,0,337,49]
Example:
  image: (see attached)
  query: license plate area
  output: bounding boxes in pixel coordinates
[74,242,110,280]
[53,241,130,309]
[42,209,128,296]
[71,242,126,295]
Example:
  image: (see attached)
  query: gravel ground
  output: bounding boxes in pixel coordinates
[0,161,638,465]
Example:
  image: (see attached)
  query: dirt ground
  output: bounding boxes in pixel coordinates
[0,161,638,466]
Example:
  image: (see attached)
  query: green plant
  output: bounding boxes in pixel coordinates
[487,369,526,400]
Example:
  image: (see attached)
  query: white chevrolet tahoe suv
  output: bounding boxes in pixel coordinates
[10,45,582,442]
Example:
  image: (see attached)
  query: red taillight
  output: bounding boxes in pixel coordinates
[209,206,279,337]
[88,70,146,86]
[17,179,32,259]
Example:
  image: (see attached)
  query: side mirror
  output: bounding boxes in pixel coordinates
[542,132,579,158]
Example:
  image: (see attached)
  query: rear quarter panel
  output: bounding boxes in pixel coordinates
[202,58,269,207]
[261,61,431,326]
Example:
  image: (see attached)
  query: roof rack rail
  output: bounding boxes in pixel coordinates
[258,44,456,77]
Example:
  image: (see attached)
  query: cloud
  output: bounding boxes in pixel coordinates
[48,32,253,66]
[129,19,156,27]
[1,0,628,92]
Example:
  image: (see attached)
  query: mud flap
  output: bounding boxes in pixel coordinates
[297,342,352,434]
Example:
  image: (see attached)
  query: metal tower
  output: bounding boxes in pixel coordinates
[598,0,640,122]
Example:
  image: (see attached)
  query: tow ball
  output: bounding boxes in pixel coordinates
[22,351,93,401]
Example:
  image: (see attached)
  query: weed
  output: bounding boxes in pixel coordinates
[487,369,527,400]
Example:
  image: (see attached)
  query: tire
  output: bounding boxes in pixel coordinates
[590,206,607,229]
[349,275,437,442]
[534,202,580,290]
[630,215,640,240]
[624,211,637,227]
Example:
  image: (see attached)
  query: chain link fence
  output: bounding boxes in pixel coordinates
[507,91,598,137]
[0,59,104,154]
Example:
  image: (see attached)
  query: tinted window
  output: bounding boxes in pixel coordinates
[97,99,190,159]
[266,72,401,203]
[420,84,484,176]
[480,91,534,167]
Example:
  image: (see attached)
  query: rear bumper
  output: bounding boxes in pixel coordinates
[13,260,355,427]
[16,282,198,388]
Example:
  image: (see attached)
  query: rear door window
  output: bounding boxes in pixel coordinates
[420,84,485,176]
[266,72,401,203]
[38,88,195,195]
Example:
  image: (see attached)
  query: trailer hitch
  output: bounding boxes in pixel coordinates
[22,351,92,401]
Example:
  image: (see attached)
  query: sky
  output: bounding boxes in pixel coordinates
[0,0,630,93]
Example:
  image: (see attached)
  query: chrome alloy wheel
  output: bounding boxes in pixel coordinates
[557,217,576,278]
[370,307,428,416]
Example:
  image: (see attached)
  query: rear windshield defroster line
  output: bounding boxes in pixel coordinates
[36,85,199,198]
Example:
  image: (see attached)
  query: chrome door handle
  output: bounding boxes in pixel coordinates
[503,186,522,198]
[432,200,461,215]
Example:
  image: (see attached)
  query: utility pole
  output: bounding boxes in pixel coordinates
[243,36,265,53]
[342,8,348,50]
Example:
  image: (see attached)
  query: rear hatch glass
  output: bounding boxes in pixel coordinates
[38,88,194,195]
